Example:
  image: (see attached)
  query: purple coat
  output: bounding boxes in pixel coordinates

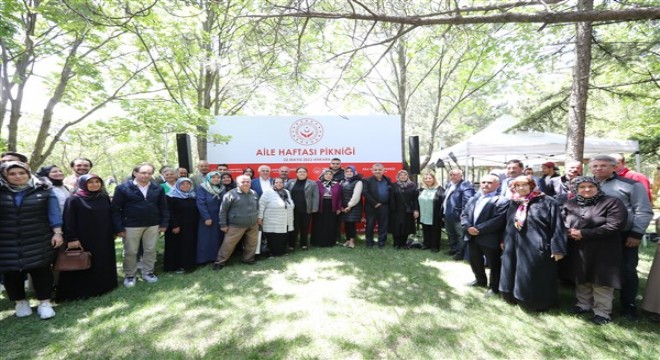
[316,181,342,212]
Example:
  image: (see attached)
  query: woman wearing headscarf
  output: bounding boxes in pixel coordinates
[58,174,118,301]
[221,172,236,191]
[500,175,566,311]
[195,171,224,264]
[390,170,419,249]
[285,167,319,250]
[164,178,199,273]
[36,165,72,214]
[0,161,63,319]
[562,177,627,325]
[310,169,342,247]
[417,171,445,252]
[340,166,363,249]
[258,177,294,256]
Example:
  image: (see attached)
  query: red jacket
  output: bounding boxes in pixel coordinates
[618,167,652,201]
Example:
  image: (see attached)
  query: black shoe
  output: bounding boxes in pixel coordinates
[241,260,256,265]
[452,254,464,261]
[467,280,487,288]
[420,245,429,250]
[212,263,224,271]
[649,313,660,323]
[568,305,590,315]
[621,309,638,321]
[591,315,611,325]
[445,250,457,256]
[430,248,440,253]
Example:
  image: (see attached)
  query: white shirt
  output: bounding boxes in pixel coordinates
[260,177,273,193]
[133,180,150,199]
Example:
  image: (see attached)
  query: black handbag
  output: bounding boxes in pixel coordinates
[54,245,92,271]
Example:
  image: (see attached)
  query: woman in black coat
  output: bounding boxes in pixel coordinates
[0,161,63,319]
[164,177,199,273]
[340,166,363,249]
[417,171,445,252]
[390,170,419,249]
[59,174,118,301]
[500,175,566,311]
[563,177,627,325]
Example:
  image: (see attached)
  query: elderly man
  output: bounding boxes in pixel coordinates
[190,160,211,187]
[251,165,273,196]
[443,169,476,259]
[610,153,652,201]
[112,162,169,287]
[461,175,509,296]
[278,166,292,187]
[590,155,653,321]
[363,163,393,248]
[214,175,260,270]
[500,159,542,198]
[63,157,93,189]
[557,160,583,200]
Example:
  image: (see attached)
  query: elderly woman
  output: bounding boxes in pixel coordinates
[58,174,118,301]
[221,172,236,191]
[165,178,199,273]
[562,177,627,325]
[340,166,363,249]
[0,162,63,319]
[390,170,419,249]
[417,171,445,252]
[500,175,566,310]
[36,165,71,213]
[285,167,319,250]
[258,178,294,256]
[195,171,224,264]
[311,169,342,247]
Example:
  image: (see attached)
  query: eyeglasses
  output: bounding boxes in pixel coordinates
[480,181,494,184]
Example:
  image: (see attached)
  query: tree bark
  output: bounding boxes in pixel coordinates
[566,0,593,162]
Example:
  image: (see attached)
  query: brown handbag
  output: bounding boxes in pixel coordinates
[54,245,92,271]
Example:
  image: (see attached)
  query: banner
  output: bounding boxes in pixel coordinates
[208,115,403,178]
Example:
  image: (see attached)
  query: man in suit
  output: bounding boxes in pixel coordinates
[190,160,210,187]
[461,174,510,296]
[500,159,543,198]
[443,169,476,260]
[250,165,274,197]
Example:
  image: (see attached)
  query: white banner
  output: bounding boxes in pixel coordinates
[208,115,402,165]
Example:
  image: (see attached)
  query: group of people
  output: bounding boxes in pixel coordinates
[0,151,658,327]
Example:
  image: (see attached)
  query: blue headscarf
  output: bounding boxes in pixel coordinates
[167,177,196,199]
[201,171,224,199]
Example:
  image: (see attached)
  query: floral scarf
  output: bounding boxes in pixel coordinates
[512,189,544,231]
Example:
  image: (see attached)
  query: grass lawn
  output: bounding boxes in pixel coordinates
[1,237,659,360]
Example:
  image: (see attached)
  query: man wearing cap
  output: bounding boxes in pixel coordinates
[540,161,561,197]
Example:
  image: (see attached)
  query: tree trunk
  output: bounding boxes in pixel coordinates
[566,0,593,162]
[396,41,408,170]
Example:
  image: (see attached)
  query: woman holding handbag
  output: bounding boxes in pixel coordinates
[57,174,118,301]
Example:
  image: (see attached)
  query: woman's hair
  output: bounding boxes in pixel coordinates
[296,166,308,172]
[420,170,437,189]
[511,175,536,191]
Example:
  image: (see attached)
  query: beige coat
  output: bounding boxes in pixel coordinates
[258,190,294,233]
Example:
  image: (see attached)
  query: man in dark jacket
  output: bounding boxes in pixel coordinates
[112,162,169,288]
[363,163,393,248]
[443,169,475,259]
[214,175,260,269]
[461,174,509,296]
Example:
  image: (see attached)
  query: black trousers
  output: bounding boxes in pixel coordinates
[3,267,53,301]
[422,224,440,251]
[289,210,311,248]
[468,241,502,291]
[265,232,289,256]
[344,222,357,240]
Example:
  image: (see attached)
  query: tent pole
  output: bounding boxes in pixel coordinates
[635,151,641,172]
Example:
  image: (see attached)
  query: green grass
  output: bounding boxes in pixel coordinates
[1,238,659,359]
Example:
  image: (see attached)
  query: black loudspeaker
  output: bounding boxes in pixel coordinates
[408,136,420,175]
[176,134,193,172]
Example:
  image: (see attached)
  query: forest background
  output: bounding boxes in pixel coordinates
[1,0,659,181]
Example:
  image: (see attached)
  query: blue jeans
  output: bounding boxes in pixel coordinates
[366,204,389,247]
[445,218,465,253]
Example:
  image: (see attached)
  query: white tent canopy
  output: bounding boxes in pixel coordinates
[431,116,640,169]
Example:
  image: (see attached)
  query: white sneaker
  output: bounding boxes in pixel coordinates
[37,302,56,320]
[143,273,158,283]
[123,276,136,288]
[15,300,32,318]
